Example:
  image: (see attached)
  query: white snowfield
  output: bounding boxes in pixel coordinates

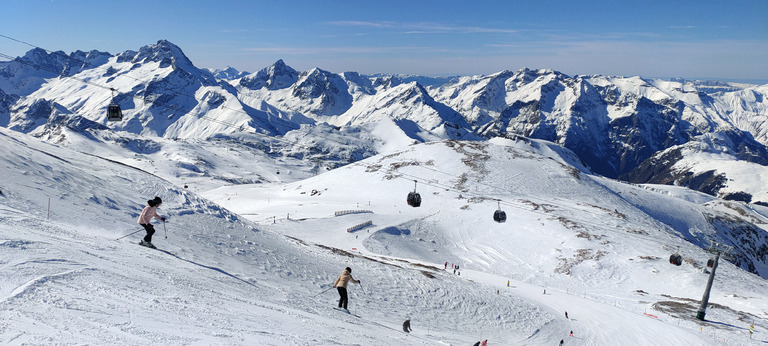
[1,127,766,345]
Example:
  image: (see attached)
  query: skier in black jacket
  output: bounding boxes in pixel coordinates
[402,319,411,333]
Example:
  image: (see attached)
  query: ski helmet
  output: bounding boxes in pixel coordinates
[346,267,352,273]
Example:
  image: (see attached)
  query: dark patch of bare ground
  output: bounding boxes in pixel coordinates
[555,249,607,275]
[653,294,762,331]
[285,236,440,279]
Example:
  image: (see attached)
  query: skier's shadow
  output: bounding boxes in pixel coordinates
[158,249,258,289]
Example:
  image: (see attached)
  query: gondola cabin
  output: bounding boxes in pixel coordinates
[707,258,714,268]
[107,103,123,121]
[493,209,507,223]
[407,191,421,207]
[669,254,683,266]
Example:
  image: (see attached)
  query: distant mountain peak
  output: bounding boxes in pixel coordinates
[206,66,249,80]
[273,59,288,68]
[21,47,50,61]
[15,48,70,76]
[239,59,298,90]
[130,39,195,70]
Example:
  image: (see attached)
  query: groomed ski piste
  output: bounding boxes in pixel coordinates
[1,126,767,345]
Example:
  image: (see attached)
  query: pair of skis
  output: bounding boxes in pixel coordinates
[116,221,169,251]
[333,307,361,318]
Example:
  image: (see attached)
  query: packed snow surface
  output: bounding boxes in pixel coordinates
[1,127,767,345]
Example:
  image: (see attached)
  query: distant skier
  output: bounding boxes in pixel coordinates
[333,267,360,310]
[565,311,568,319]
[402,318,411,333]
[481,340,487,346]
[569,330,573,337]
[473,342,480,346]
[560,339,564,345]
[137,197,165,249]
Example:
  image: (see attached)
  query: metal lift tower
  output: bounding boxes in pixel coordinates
[696,241,733,321]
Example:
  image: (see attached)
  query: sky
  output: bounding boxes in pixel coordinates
[1,0,767,82]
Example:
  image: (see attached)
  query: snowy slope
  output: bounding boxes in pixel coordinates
[207,135,768,344]
[4,127,766,344]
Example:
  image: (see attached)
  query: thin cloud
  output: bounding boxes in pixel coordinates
[405,25,518,34]
[329,20,517,34]
[219,28,250,33]
[327,21,398,28]
[242,45,442,55]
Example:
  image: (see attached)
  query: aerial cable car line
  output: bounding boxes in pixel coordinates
[356,154,601,219]
[0,49,252,128]
[0,33,272,131]
[0,51,249,131]
[0,52,115,92]
[0,33,37,48]
[362,160,687,249]
[0,50,332,151]
[0,34,212,99]
[361,150,680,244]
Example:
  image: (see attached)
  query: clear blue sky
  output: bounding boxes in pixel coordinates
[2,0,767,81]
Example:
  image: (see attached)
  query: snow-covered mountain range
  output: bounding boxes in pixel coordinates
[2,40,767,204]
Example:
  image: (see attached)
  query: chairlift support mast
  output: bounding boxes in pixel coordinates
[696,241,733,321]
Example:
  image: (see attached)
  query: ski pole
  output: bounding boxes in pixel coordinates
[115,229,143,241]
[163,220,167,239]
[359,282,367,295]
[313,286,334,297]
